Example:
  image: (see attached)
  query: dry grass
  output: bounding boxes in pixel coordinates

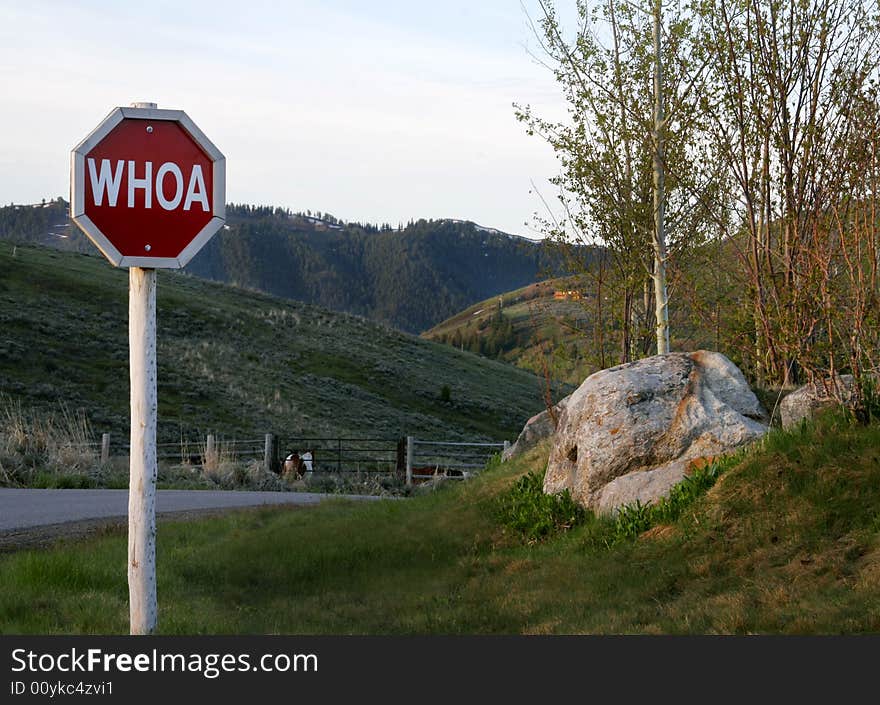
[640,524,677,541]
[0,397,405,494]
[0,395,101,486]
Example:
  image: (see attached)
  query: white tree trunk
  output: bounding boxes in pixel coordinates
[652,0,670,355]
[128,267,158,635]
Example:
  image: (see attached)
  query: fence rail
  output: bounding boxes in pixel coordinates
[405,436,509,485]
[275,437,401,476]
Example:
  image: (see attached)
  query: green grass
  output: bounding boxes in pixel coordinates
[4,412,880,634]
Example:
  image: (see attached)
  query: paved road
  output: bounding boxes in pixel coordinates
[0,488,381,532]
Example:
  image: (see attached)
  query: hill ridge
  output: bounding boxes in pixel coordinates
[0,199,565,334]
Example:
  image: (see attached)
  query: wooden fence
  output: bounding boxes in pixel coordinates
[405,437,509,486]
[79,433,509,482]
[274,436,403,475]
[80,433,270,467]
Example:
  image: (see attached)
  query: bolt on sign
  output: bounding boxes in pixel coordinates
[71,103,225,267]
[70,103,226,634]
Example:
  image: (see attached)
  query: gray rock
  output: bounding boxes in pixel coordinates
[502,394,570,461]
[779,375,855,430]
[593,459,690,515]
[544,350,768,514]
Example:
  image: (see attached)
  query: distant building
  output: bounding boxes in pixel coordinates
[553,290,583,301]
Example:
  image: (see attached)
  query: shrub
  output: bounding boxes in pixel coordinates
[244,460,286,491]
[495,470,586,543]
[853,375,880,426]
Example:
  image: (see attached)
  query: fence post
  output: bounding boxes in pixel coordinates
[396,437,405,475]
[406,435,414,487]
[101,433,111,465]
[503,440,510,455]
[264,433,274,473]
[206,433,215,467]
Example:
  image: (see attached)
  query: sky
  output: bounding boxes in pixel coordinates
[0,0,576,239]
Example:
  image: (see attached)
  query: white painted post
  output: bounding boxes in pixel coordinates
[128,266,158,635]
[406,436,414,487]
[101,433,111,465]
[264,433,274,473]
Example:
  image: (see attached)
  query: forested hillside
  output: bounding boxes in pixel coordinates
[0,198,86,253]
[187,205,565,333]
[423,279,595,385]
[0,201,568,333]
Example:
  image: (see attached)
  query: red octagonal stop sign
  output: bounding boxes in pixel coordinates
[71,105,225,268]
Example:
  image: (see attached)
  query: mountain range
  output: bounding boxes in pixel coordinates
[0,199,565,333]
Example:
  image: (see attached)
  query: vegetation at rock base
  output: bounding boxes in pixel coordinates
[494,468,586,543]
[493,453,735,547]
[609,458,730,543]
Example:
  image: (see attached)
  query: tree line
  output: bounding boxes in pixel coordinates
[520,0,880,405]
[436,305,518,358]
[227,203,410,234]
[186,215,566,333]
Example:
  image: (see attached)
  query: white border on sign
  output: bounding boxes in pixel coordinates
[70,106,226,269]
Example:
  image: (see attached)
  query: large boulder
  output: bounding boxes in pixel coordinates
[544,350,768,514]
[779,375,855,430]
[502,395,570,461]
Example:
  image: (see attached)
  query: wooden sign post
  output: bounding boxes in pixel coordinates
[71,102,225,634]
[127,266,158,632]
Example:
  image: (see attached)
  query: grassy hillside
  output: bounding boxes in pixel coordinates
[2,411,879,633]
[423,278,596,385]
[0,242,560,446]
